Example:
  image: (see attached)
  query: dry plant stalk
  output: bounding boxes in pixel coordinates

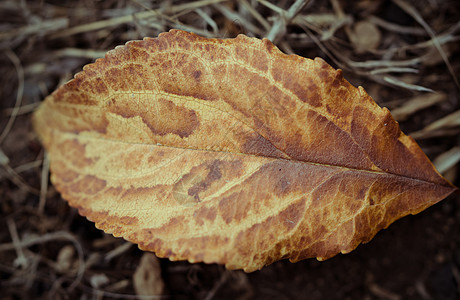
[33,30,457,271]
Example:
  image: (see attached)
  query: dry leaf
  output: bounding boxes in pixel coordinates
[133,253,164,296]
[56,245,75,273]
[349,20,381,53]
[33,29,457,272]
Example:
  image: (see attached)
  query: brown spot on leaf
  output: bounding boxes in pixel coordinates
[187,161,222,200]
[192,70,202,81]
[284,110,374,170]
[272,57,322,107]
[241,132,287,159]
[108,96,198,138]
[218,192,250,224]
[194,205,217,225]
[153,52,219,101]
[69,175,106,195]
[50,161,79,183]
[127,43,150,61]
[58,139,96,169]
[104,68,130,91]
[277,198,306,231]
[173,160,240,206]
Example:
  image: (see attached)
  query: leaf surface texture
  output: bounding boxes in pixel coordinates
[33,30,456,271]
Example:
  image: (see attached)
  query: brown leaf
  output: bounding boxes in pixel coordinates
[33,29,457,272]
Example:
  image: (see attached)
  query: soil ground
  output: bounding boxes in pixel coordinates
[1,1,459,299]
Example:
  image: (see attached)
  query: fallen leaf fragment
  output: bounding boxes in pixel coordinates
[56,245,75,273]
[133,253,164,296]
[33,29,457,272]
[349,20,381,53]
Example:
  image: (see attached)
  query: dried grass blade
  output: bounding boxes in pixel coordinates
[383,76,434,92]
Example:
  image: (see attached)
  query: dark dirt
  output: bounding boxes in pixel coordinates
[1,1,459,299]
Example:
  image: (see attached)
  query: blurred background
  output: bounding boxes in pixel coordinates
[0,0,459,299]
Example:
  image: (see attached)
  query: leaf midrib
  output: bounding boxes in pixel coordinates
[58,129,451,188]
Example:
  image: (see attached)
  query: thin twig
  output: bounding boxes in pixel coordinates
[370,67,419,75]
[50,0,227,39]
[0,17,68,40]
[214,3,262,35]
[0,149,40,194]
[239,0,271,31]
[195,8,219,35]
[265,0,311,42]
[368,15,427,36]
[0,50,24,144]
[204,270,231,300]
[433,146,460,174]
[38,152,50,214]
[383,76,435,92]
[104,242,133,262]
[6,217,28,269]
[0,231,86,292]
[392,0,460,89]
[299,24,345,69]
